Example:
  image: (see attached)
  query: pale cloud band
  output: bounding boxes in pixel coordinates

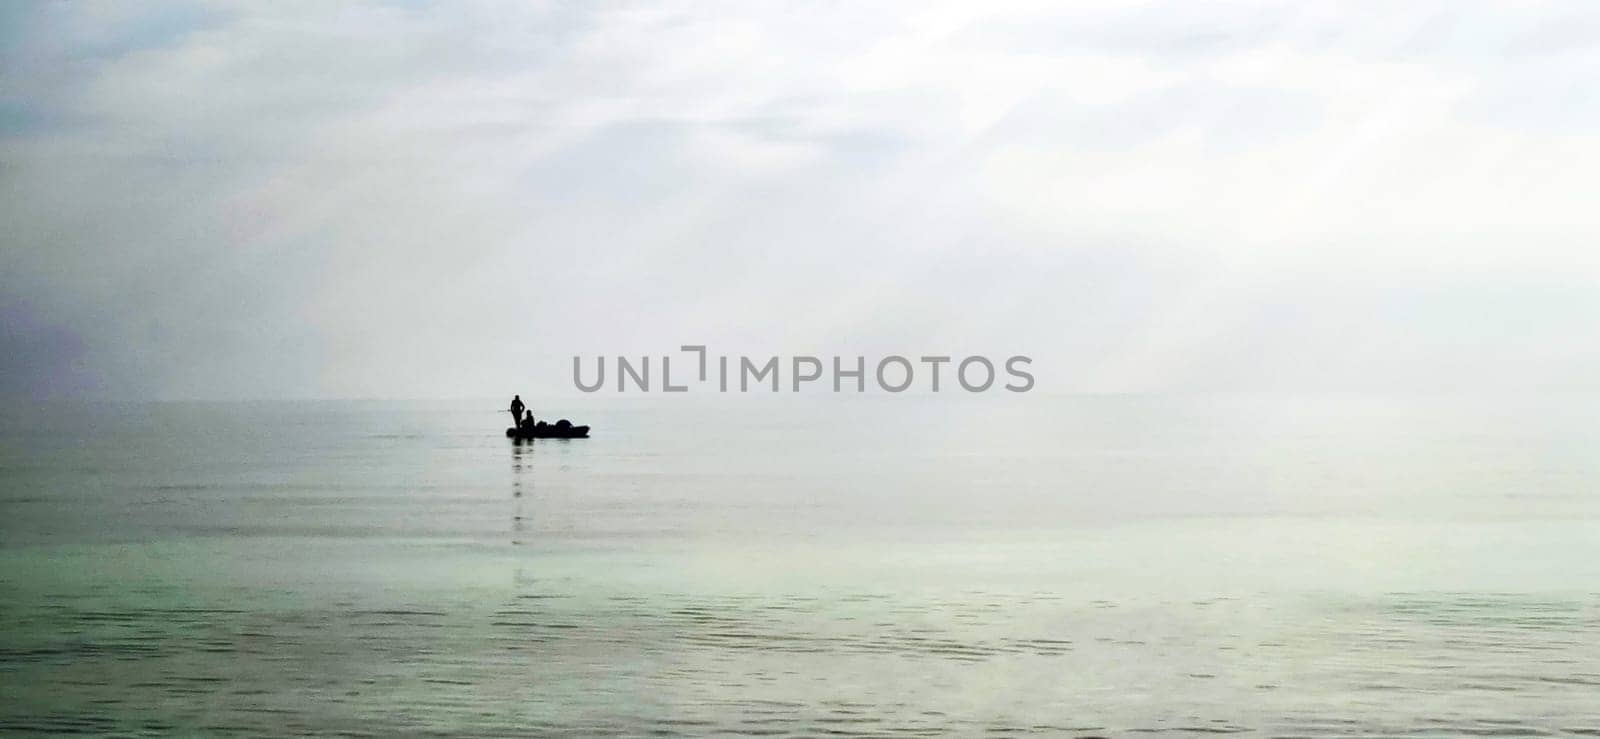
[3,1,1598,398]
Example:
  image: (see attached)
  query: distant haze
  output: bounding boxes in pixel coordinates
[3,2,1599,399]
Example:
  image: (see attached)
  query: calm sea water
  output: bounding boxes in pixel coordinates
[2,395,1599,736]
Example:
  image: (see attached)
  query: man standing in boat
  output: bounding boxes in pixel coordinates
[509,395,525,429]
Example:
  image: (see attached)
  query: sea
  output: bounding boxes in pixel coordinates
[1,394,1598,736]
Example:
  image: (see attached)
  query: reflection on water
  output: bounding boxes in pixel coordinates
[1,396,1599,735]
[512,438,527,545]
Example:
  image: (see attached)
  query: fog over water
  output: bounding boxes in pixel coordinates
[5,3,1600,736]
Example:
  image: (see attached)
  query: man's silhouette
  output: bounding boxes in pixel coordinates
[509,395,525,428]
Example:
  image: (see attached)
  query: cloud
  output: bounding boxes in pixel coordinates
[3,0,1600,398]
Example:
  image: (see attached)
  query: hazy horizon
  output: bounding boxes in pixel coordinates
[6,2,1600,400]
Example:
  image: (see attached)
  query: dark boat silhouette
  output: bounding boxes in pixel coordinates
[506,419,590,439]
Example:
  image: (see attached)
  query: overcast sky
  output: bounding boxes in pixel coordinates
[3,1,1599,399]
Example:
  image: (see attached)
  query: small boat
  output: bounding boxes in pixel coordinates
[506,419,590,439]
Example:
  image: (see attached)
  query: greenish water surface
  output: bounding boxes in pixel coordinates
[2,396,1598,736]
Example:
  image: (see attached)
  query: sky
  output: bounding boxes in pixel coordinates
[3,0,1599,399]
